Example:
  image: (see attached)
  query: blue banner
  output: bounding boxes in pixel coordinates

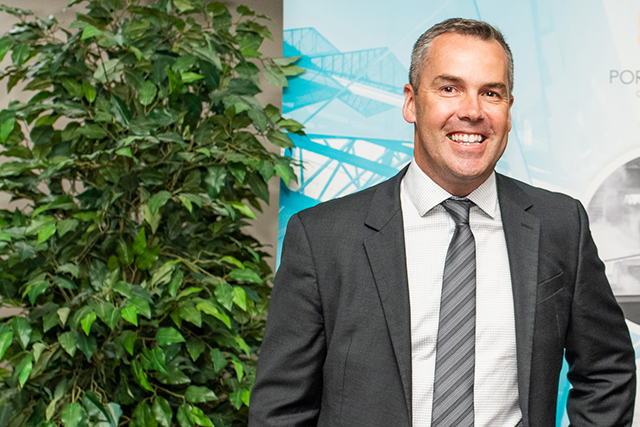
[282,1,640,424]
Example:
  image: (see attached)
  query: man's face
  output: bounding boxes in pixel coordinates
[402,32,513,196]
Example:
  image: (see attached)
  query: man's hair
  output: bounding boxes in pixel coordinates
[409,18,514,94]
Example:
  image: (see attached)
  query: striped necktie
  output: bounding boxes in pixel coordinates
[431,198,476,427]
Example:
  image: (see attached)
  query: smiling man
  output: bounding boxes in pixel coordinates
[249,18,636,427]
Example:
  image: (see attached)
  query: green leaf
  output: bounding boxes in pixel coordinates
[32,342,46,362]
[179,305,201,327]
[27,279,49,305]
[230,390,244,410]
[15,360,33,391]
[81,311,97,335]
[196,301,231,328]
[229,268,263,284]
[232,359,244,381]
[149,190,171,214]
[185,386,218,403]
[117,239,134,265]
[81,25,102,40]
[205,166,226,196]
[132,228,147,254]
[57,307,70,325]
[114,280,132,297]
[234,336,251,356]
[278,118,305,133]
[121,305,138,326]
[96,302,120,330]
[0,118,15,143]
[37,222,57,244]
[62,79,84,98]
[174,0,195,12]
[129,296,151,319]
[17,357,32,387]
[94,58,124,84]
[152,397,172,427]
[115,330,138,358]
[133,402,158,427]
[186,337,206,362]
[210,348,226,372]
[263,65,288,87]
[168,269,184,297]
[0,36,12,62]
[156,365,191,385]
[139,81,158,106]
[58,331,76,356]
[143,204,161,234]
[58,263,80,278]
[190,407,214,427]
[177,405,195,427]
[247,172,269,203]
[233,286,247,310]
[144,347,169,374]
[11,317,31,349]
[83,82,96,103]
[61,402,83,427]
[267,129,295,148]
[136,244,160,270]
[150,262,176,288]
[78,124,107,139]
[220,256,244,269]
[89,260,110,291]
[180,72,204,83]
[131,360,153,392]
[179,195,193,213]
[0,331,13,360]
[11,43,30,66]
[116,147,132,158]
[76,331,97,361]
[43,311,59,332]
[273,56,301,66]
[228,201,256,219]
[57,219,79,237]
[214,282,233,311]
[156,327,185,346]
[14,241,35,261]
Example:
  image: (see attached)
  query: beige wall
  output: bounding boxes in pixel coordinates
[0,0,283,271]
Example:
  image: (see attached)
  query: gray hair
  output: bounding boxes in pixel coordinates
[409,18,514,94]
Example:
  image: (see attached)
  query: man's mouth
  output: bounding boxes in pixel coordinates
[447,133,486,145]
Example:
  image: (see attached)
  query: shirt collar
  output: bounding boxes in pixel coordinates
[402,160,499,218]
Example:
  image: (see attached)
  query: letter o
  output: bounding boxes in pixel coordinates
[620,70,634,84]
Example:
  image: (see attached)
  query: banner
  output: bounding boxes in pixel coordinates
[281,1,640,424]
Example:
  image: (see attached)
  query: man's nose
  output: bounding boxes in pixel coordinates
[457,93,483,122]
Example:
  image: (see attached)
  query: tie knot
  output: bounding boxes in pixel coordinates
[442,198,472,225]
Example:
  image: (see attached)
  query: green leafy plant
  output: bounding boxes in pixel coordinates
[0,0,303,425]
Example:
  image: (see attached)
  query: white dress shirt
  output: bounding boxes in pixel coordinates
[401,161,522,427]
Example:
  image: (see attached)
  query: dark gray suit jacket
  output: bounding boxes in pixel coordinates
[249,169,636,427]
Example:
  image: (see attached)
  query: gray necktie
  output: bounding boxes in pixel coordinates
[431,198,476,427]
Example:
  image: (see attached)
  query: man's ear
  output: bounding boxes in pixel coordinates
[402,84,417,124]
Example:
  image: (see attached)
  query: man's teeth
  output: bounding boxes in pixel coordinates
[449,134,484,144]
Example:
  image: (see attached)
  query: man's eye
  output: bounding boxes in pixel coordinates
[486,91,499,97]
[442,86,454,93]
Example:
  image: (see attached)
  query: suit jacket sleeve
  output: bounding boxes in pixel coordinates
[564,200,636,425]
[249,214,325,427]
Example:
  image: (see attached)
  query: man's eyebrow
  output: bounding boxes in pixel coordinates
[484,82,508,93]
[431,74,463,85]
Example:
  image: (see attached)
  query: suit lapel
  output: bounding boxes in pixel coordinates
[497,174,540,425]
[362,169,413,422]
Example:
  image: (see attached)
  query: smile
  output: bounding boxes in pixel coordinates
[447,133,486,145]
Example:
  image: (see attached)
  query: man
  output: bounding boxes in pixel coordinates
[249,18,636,426]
